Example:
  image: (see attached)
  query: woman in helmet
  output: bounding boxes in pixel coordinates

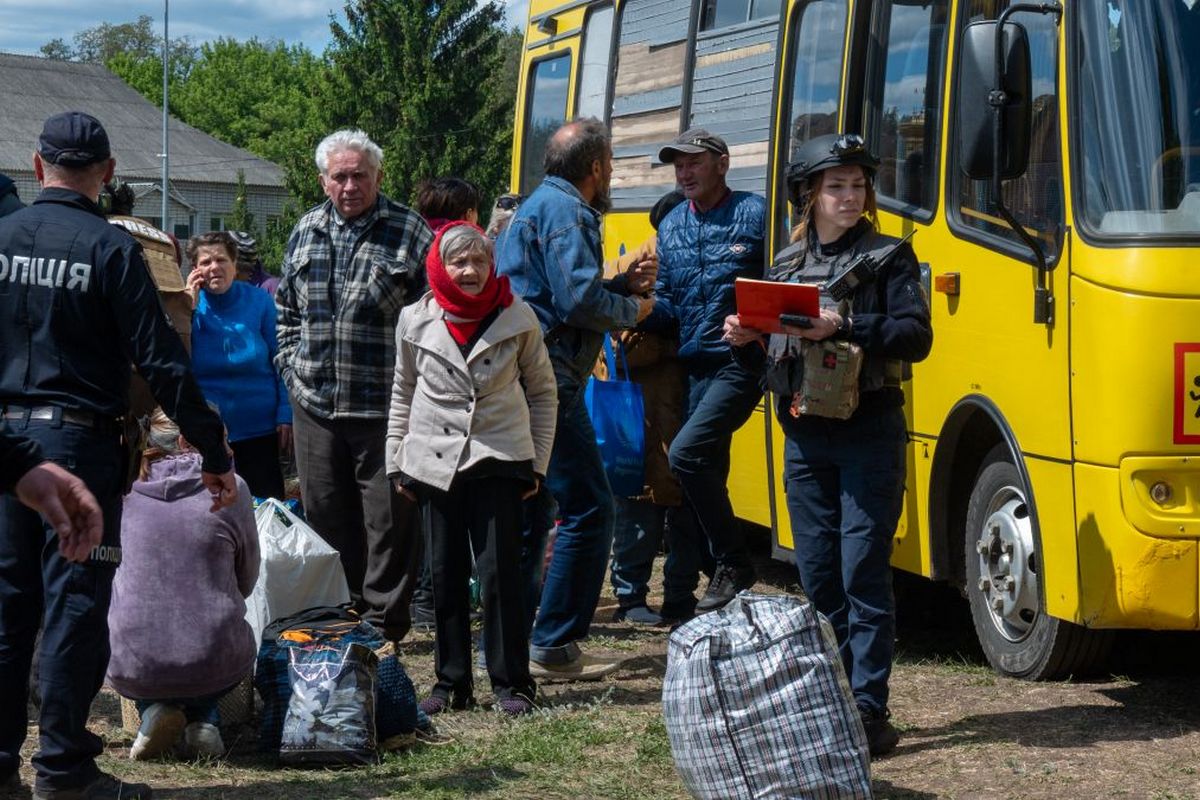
[724,133,933,757]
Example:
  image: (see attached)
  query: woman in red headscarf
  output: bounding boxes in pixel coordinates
[386,221,557,717]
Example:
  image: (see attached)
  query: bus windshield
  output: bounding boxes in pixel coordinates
[1074,0,1200,239]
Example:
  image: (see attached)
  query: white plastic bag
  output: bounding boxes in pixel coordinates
[244,499,352,647]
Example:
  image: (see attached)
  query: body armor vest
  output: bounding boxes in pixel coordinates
[765,225,905,401]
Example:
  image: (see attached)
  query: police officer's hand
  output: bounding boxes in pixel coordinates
[722,314,765,347]
[202,468,238,511]
[635,295,656,324]
[15,461,103,563]
[783,309,842,341]
[627,252,658,295]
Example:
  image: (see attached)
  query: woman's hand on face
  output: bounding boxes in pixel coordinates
[277,424,293,454]
[521,478,540,501]
[782,308,842,341]
[722,314,764,347]
[185,269,206,307]
[392,477,417,502]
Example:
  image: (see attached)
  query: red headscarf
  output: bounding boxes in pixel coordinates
[426,220,513,345]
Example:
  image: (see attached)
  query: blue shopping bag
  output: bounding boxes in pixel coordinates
[584,335,645,497]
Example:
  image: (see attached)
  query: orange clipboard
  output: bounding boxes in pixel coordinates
[734,278,820,334]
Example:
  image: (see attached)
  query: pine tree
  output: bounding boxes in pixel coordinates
[322,0,517,206]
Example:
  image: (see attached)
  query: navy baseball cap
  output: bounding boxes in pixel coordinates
[658,127,729,164]
[38,111,111,166]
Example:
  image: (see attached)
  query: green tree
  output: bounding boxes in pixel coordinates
[226,170,256,234]
[171,38,327,208]
[322,0,517,206]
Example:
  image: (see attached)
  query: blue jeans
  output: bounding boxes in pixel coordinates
[780,405,907,714]
[0,418,124,791]
[134,691,225,728]
[610,498,710,610]
[668,359,763,568]
[526,378,615,664]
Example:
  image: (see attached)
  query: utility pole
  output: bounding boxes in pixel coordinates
[160,0,170,232]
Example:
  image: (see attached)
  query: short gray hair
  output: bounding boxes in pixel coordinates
[439,224,492,264]
[315,129,384,175]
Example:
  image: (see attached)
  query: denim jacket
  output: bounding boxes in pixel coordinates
[495,176,639,383]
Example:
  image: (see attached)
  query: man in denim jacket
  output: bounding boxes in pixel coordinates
[275,129,433,643]
[496,118,655,679]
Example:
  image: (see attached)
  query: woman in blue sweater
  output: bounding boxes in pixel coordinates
[186,232,291,499]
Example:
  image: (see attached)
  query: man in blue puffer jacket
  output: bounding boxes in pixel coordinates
[644,128,766,615]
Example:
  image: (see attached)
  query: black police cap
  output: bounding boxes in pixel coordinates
[38,111,111,167]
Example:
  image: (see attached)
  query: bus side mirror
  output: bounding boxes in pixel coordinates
[956,20,1032,181]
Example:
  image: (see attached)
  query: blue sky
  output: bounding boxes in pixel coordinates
[0,0,529,57]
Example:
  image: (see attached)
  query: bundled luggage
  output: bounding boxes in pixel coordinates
[255,606,427,765]
[662,592,872,799]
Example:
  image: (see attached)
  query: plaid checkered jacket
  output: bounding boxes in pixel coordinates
[275,198,433,419]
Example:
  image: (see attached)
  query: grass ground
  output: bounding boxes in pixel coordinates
[12,541,1200,799]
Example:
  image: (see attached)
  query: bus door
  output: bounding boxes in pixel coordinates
[516,1,618,195]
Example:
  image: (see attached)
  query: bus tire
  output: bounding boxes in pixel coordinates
[964,445,1111,679]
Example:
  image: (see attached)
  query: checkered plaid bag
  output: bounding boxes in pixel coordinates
[663,592,872,799]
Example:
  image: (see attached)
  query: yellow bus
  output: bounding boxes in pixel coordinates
[510,0,1200,679]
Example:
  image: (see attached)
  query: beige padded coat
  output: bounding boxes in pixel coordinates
[386,292,557,491]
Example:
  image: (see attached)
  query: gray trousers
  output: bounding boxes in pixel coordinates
[291,401,419,641]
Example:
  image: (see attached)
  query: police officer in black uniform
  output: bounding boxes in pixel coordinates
[0,111,236,800]
[725,133,933,758]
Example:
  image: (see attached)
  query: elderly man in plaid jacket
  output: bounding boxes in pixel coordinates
[275,129,434,642]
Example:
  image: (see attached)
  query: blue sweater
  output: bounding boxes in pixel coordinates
[191,281,291,442]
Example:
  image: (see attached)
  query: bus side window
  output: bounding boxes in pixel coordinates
[950,2,1064,261]
[576,4,616,120]
[777,0,848,240]
[701,0,782,31]
[689,0,781,197]
[520,54,572,195]
[609,0,692,209]
[860,0,950,217]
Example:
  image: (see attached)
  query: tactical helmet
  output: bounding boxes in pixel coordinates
[99,178,137,216]
[786,133,881,209]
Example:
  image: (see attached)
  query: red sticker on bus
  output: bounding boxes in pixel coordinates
[1173,343,1200,444]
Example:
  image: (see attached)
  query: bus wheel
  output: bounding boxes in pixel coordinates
[964,445,1111,680]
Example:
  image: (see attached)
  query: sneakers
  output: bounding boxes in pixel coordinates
[529,653,622,682]
[183,722,224,758]
[612,604,663,625]
[695,563,757,612]
[496,694,536,718]
[129,703,186,761]
[33,773,152,800]
[859,706,900,758]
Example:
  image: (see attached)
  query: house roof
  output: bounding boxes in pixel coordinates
[0,52,284,187]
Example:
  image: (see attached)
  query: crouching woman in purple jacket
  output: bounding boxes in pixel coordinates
[107,409,259,760]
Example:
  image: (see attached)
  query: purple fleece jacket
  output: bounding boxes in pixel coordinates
[107,453,260,700]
